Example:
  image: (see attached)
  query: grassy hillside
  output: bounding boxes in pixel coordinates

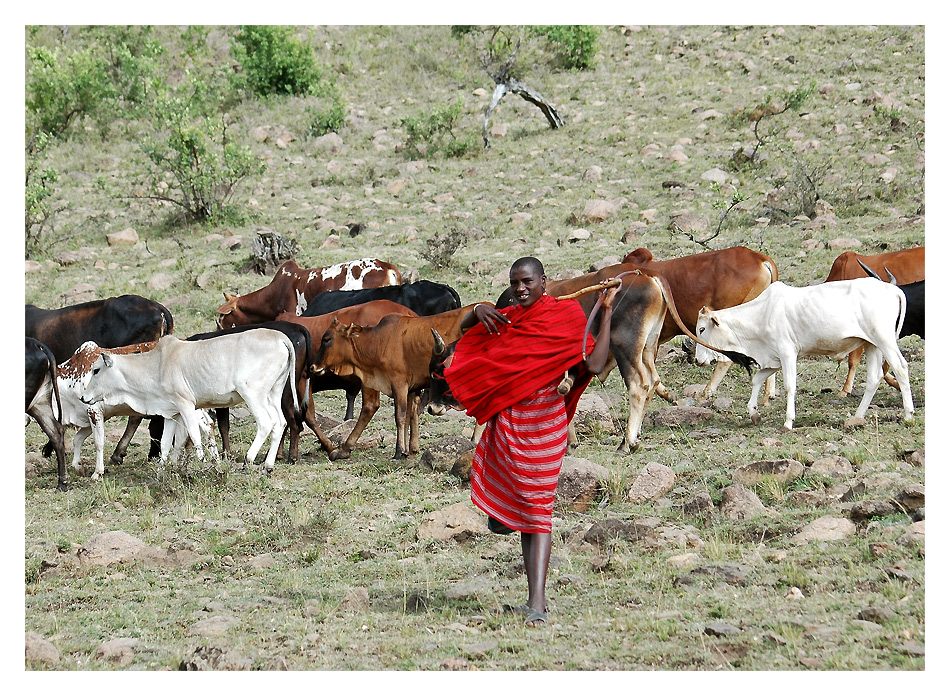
[25,25,925,670]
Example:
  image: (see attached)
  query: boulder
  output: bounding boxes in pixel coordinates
[417,502,488,542]
[792,516,856,544]
[419,436,475,474]
[556,456,608,513]
[25,632,59,666]
[107,228,139,246]
[179,646,251,671]
[77,530,145,566]
[809,455,854,477]
[627,462,675,504]
[719,484,767,519]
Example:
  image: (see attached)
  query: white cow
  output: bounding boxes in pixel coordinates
[694,278,914,430]
[57,341,219,478]
[81,330,296,473]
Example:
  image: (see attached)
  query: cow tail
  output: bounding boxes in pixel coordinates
[282,334,299,415]
[160,304,174,336]
[43,343,63,424]
[650,272,759,375]
[895,287,907,338]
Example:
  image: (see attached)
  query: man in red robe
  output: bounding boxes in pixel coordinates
[445,257,618,626]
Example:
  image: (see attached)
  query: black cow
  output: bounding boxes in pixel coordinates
[301,280,461,318]
[25,338,68,490]
[26,295,174,464]
[186,321,333,461]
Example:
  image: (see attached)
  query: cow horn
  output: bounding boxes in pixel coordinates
[431,328,446,356]
[883,265,898,285]
[857,258,882,281]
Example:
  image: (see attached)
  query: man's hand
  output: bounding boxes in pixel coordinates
[474,303,510,334]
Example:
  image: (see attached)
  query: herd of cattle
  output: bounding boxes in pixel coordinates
[25,246,925,491]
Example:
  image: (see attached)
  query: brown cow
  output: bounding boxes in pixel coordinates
[312,305,478,460]
[824,246,925,396]
[620,246,779,400]
[276,300,420,422]
[216,258,402,328]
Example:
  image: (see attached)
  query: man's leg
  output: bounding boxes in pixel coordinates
[521,532,551,620]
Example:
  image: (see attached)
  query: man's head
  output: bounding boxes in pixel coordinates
[509,257,546,308]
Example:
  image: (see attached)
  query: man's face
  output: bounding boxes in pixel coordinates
[509,264,546,308]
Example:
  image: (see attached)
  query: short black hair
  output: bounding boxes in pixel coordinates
[511,256,544,277]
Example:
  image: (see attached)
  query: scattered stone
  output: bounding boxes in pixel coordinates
[651,405,713,427]
[667,552,701,570]
[221,236,243,251]
[107,228,139,246]
[809,455,854,477]
[582,165,603,182]
[26,260,42,273]
[732,459,804,486]
[785,587,805,600]
[25,632,59,666]
[419,436,474,473]
[60,283,98,304]
[705,622,741,636]
[441,657,471,670]
[898,520,925,547]
[792,516,856,544]
[340,587,370,612]
[95,637,139,666]
[720,484,767,519]
[417,502,487,542]
[639,208,658,223]
[896,643,925,657]
[682,491,715,517]
[573,393,615,434]
[179,645,251,671]
[490,122,508,138]
[573,199,625,225]
[510,212,532,225]
[187,615,240,637]
[700,168,728,184]
[567,228,591,243]
[627,462,676,504]
[147,273,173,291]
[452,450,474,480]
[896,484,924,511]
[849,499,900,520]
[313,132,343,153]
[246,552,276,570]
[77,530,146,566]
[904,447,924,467]
[557,457,608,513]
[828,237,863,250]
[669,212,708,233]
[387,180,405,196]
[675,563,751,587]
[857,606,896,624]
[584,517,661,546]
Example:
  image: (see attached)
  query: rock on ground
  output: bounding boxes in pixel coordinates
[556,456,608,513]
[793,516,856,544]
[628,462,676,503]
[417,502,488,542]
[25,632,59,666]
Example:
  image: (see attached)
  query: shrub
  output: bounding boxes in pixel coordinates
[531,25,600,70]
[307,83,347,136]
[420,227,469,268]
[400,97,478,159]
[230,25,322,97]
[138,86,266,223]
[25,131,63,257]
[26,45,113,136]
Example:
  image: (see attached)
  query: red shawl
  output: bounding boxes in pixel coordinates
[444,293,596,424]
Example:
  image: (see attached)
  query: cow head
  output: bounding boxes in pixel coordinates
[312,319,361,378]
[622,247,653,265]
[427,330,461,415]
[216,293,241,329]
[80,353,115,405]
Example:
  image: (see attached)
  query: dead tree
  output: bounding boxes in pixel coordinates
[481,38,564,148]
[250,231,300,276]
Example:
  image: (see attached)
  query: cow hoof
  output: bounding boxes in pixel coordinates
[750,413,761,426]
[56,481,69,492]
[91,472,102,481]
[109,455,124,467]
[329,449,350,462]
[615,440,640,455]
[393,452,408,461]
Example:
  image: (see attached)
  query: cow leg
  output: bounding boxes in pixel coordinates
[29,404,68,491]
[654,380,675,403]
[147,416,164,459]
[777,356,800,430]
[747,367,778,426]
[71,427,91,473]
[565,419,578,454]
[110,415,142,467]
[702,361,731,397]
[392,387,411,460]
[89,407,107,479]
[175,409,206,463]
[407,391,422,456]
[344,384,360,421]
[838,346,864,397]
[882,360,900,390]
[302,389,334,452]
[613,346,659,455]
[215,408,232,457]
[853,344,884,422]
[331,388,380,461]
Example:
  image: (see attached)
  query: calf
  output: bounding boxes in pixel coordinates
[216,258,401,328]
[301,280,461,318]
[25,338,67,491]
[26,294,174,463]
[276,299,419,421]
[312,305,477,460]
[82,331,297,473]
[824,246,924,395]
[694,279,914,430]
[56,341,159,480]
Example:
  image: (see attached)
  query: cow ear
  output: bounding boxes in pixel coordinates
[344,323,362,337]
[102,353,113,369]
[698,306,711,318]
[711,316,720,327]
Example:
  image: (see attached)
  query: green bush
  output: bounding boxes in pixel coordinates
[230,25,322,97]
[400,97,478,159]
[307,83,347,136]
[26,46,113,136]
[531,25,600,70]
[25,131,62,257]
[138,87,267,223]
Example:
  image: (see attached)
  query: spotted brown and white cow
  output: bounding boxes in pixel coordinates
[216,258,402,328]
